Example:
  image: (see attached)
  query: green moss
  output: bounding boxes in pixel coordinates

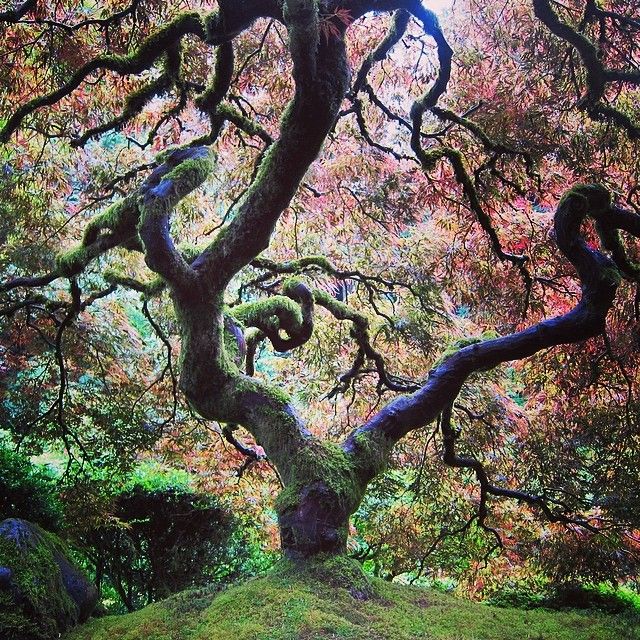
[290,255,334,272]
[434,333,487,366]
[275,441,360,516]
[223,314,245,366]
[140,150,213,221]
[55,245,92,278]
[281,276,305,295]
[103,269,166,297]
[82,198,139,243]
[177,242,203,264]
[203,11,222,43]
[165,156,211,190]
[274,555,374,599]
[351,431,391,477]
[54,196,141,278]
[231,296,302,332]
[0,523,78,639]
[65,566,640,640]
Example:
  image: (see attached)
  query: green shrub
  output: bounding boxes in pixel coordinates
[0,445,63,531]
[76,466,251,612]
[545,583,640,616]
[486,586,546,610]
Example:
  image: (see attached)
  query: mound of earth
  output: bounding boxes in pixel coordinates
[66,557,639,640]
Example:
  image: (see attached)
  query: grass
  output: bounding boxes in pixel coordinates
[65,559,640,640]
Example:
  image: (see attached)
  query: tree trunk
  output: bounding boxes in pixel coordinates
[273,441,373,559]
[277,481,352,558]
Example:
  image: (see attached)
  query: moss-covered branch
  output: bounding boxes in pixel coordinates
[56,194,141,278]
[430,106,536,179]
[192,23,351,290]
[231,279,314,353]
[53,146,212,282]
[343,184,622,487]
[72,44,183,148]
[138,146,213,288]
[283,0,320,86]
[0,12,206,142]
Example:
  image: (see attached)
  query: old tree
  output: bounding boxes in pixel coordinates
[1,0,639,569]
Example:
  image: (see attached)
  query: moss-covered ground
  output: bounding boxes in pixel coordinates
[66,560,639,640]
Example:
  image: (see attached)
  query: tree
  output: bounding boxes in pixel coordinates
[0,0,639,565]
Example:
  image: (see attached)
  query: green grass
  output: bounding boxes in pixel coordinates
[66,559,640,640]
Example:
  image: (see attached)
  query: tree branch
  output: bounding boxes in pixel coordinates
[344,184,623,486]
[0,12,206,142]
[138,146,213,288]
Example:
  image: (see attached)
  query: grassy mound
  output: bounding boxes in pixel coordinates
[66,558,639,640]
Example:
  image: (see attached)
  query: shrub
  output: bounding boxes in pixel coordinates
[77,470,240,612]
[0,445,63,531]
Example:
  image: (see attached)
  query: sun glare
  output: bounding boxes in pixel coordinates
[425,0,454,16]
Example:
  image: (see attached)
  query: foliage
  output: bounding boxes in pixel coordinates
[0,450,266,616]
[79,478,235,612]
[72,463,266,613]
[0,443,63,531]
[487,581,640,619]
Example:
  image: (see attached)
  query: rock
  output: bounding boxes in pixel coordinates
[0,565,12,587]
[0,518,98,640]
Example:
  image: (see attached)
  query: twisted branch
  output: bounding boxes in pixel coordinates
[345,185,628,494]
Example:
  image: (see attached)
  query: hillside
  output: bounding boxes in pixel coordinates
[66,559,639,640]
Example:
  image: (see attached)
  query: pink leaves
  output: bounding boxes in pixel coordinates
[319,8,353,43]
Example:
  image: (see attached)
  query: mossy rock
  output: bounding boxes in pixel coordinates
[66,556,639,640]
[0,518,98,640]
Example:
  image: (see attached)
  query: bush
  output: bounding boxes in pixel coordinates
[0,445,63,531]
[0,452,267,613]
[545,583,640,616]
[485,586,546,610]
[77,469,242,612]
[486,581,640,618]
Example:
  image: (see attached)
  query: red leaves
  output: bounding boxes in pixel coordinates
[319,8,353,43]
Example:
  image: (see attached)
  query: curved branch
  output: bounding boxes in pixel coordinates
[231,280,314,353]
[344,184,623,484]
[196,41,235,116]
[0,12,206,142]
[138,146,213,288]
[0,145,214,293]
[415,146,531,281]
[0,272,58,294]
[408,3,453,116]
[533,0,640,138]
[312,287,418,393]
